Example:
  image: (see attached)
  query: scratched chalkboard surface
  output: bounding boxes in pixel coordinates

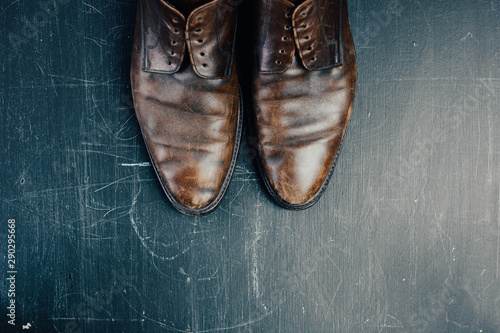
[0,0,499,332]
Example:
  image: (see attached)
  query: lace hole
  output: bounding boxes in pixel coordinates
[275,60,282,65]
[284,25,291,30]
[282,36,288,41]
[279,49,285,54]
[301,24,307,29]
[301,12,306,17]
[307,46,312,51]
[285,12,292,18]
[174,28,179,33]
[198,17,203,22]
[200,52,205,57]
[202,63,208,67]
[305,36,310,40]
[173,18,179,23]
[171,40,177,45]
[196,28,202,33]
[311,57,316,61]
[197,39,203,43]
[170,51,175,55]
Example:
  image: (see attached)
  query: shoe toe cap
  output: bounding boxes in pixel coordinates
[261,138,340,208]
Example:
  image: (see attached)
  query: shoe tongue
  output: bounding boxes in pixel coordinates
[168,0,213,16]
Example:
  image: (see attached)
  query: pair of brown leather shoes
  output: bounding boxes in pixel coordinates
[131,0,357,215]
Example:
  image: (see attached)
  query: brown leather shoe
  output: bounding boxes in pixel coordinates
[252,0,357,210]
[131,0,242,216]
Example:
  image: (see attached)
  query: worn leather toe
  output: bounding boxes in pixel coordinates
[252,0,357,209]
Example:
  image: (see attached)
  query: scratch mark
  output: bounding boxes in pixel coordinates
[482,183,500,297]
[325,253,343,305]
[48,74,99,84]
[5,178,156,202]
[487,114,493,183]
[71,149,136,161]
[197,268,219,281]
[460,32,474,42]
[120,162,151,167]
[234,165,256,175]
[245,234,261,254]
[81,236,119,241]
[91,94,139,141]
[114,114,136,137]
[36,62,44,75]
[228,185,244,206]
[435,217,453,280]
[83,2,104,17]
[84,36,106,48]
[51,317,145,322]
[14,142,58,186]
[94,174,139,192]
[128,185,193,261]
[496,182,500,278]
[103,206,124,218]
[79,196,110,211]
[218,206,229,214]
[49,75,58,96]
[104,24,128,40]
[0,0,21,16]
[250,192,262,299]
[121,290,273,332]
[81,142,141,148]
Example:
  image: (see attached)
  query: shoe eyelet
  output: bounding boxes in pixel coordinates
[170,50,175,55]
[282,36,288,41]
[285,12,292,18]
[198,17,203,22]
[275,60,282,65]
[196,28,202,33]
[304,36,310,40]
[174,28,179,34]
[168,61,172,65]
[200,52,206,57]
[301,24,307,29]
[202,63,208,67]
[171,40,177,45]
[197,39,203,43]
[311,57,316,61]
[284,25,291,30]
[279,49,285,54]
[301,12,306,17]
[307,46,312,51]
[173,18,179,23]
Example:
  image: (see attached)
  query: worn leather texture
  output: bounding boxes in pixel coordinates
[131,0,241,215]
[252,0,357,209]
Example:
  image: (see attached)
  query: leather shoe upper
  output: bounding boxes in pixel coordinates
[252,0,357,209]
[131,0,241,215]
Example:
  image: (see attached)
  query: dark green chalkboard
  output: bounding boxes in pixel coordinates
[1,0,499,332]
